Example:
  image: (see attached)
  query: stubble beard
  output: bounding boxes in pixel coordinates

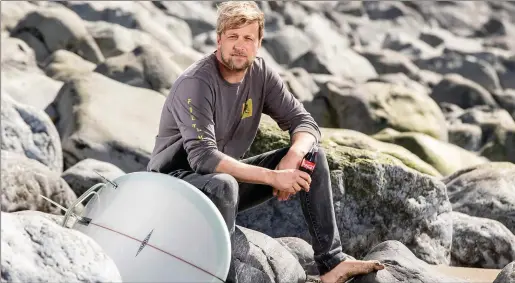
[220,49,254,72]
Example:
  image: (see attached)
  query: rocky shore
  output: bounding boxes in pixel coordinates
[1,1,514,282]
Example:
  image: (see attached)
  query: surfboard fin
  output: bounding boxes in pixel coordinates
[93,170,118,189]
[39,195,84,223]
[40,195,74,214]
[39,183,105,230]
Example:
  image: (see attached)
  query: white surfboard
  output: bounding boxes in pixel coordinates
[66,171,231,283]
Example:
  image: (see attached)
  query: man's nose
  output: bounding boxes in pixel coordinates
[233,37,245,50]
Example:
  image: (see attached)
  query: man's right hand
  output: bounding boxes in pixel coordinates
[269,169,311,193]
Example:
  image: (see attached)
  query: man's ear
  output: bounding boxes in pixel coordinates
[216,33,222,47]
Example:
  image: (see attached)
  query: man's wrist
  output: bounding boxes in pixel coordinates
[264,169,276,187]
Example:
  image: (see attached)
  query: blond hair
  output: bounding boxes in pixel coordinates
[216,1,265,40]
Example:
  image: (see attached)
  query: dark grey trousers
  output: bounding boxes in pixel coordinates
[169,147,346,282]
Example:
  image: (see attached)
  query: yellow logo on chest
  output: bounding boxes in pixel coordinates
[241,98,253,119]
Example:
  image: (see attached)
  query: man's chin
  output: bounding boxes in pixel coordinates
[229,63,250,72]
[222,57,252,72]
[233,65,249,72]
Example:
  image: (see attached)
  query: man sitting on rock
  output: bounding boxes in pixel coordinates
[147,1,384,282]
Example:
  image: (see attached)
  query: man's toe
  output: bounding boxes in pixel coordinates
[372,260,385,270]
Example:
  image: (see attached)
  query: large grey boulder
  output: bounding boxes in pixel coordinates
[480,16,515,51]
[494,261,515,283]
[275,237,320,277]
[416,54,502,94]
[94,44,183,95]
[362,1,420,21]
[233,226,306,283]
[355,48,421,80]
[380,31,441,60]
[409,2,491,38]
[65,1,193,53]
[455,105,515,131]
[1,36,38,71]
[290,45,377,83]
[262,25,312,66]
[436,48,515,91]
[369,73,429,96]
[447,211,515,269]
[1,150,77,215]
[49,72,165,172]
[1,1,38,32]
[420,27,485,53]
[1,211,122,282]
[151,1,217,37]
[1,37,63,111]
[41,49,97,83]
[279,68,317,103]
[442,162,515,233]
[1,1,62,32]
[84,20,170,59]
[443,104,515,157]
[238,121,453,265]
[430,74,498,109]
[1,92,62,173]
[320,81,448,141]
[10,6,104,63]
[1,68,63,112]
[299,13,350,55]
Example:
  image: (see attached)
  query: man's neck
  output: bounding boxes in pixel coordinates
[215,51,247,84]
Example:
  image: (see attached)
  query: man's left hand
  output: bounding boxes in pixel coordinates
[274,149,305,201]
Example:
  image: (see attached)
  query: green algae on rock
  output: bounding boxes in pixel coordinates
[321,128,441,177]
[249,117,440,177]
[319,81,448,141]
[376,131,489,176]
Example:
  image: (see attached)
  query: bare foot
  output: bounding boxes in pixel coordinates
[319,260,385,283]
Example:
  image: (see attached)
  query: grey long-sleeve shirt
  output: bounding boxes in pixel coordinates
[147,52,321,175]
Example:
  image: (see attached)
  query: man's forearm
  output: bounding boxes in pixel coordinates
[212,132,316,185]
[214,155,275,185]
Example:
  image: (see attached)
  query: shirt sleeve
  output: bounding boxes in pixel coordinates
[169,77,224,174]
[262,63,322,143]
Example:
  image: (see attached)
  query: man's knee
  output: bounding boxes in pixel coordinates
[207,173,239,207]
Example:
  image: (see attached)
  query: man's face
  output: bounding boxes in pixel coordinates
[217,22,261,72]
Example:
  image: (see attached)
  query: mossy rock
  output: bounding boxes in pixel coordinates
[247,118,291,157]
[376,131,489,176]
[320,81,448,141]
[321,128,441,177]
[240,117,453,265]
[248,117,440,177]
